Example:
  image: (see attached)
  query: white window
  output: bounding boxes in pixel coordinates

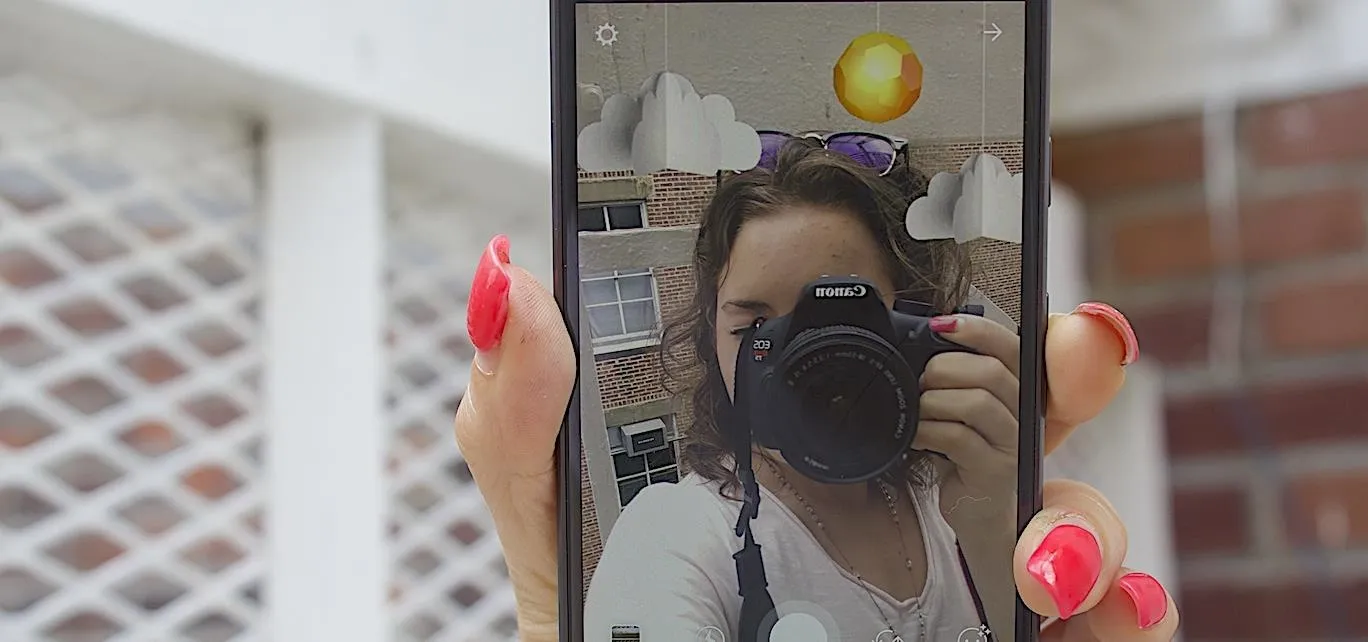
[582,269,661,354]
[607,416,681,506]
[578,201,660,355]
[578,202,645,233]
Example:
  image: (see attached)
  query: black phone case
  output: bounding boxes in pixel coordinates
[549,2,1051,640]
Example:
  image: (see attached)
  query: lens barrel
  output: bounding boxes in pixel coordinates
[769,325,919,483]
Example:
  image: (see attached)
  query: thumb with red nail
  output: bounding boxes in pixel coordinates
[455,235,574,641]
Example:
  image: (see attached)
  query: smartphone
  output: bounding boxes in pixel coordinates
[551,2,1049,641]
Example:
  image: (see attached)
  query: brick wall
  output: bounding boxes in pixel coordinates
[645,171,714,228]
[579,446,600,596]
[1054,86,1368,641]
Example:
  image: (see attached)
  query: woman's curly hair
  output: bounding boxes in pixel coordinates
[659,138,972,499]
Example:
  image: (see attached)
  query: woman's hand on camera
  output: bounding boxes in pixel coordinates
[455,236,1177,641]
[913,313,1022,526]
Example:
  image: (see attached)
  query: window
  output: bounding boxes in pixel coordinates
[582,269,660,353]
[578,201,659,354]
[578,202,645,233]
[608,416,681,507]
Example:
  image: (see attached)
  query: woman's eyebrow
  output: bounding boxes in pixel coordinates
[722,299,771,314]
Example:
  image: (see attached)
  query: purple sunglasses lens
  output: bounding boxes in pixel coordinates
[757,132,791,170]
[825,134,897,173]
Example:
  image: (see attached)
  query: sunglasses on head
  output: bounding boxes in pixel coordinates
[757,130,909,176]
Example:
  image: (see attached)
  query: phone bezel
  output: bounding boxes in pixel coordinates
[549,1,1050,640]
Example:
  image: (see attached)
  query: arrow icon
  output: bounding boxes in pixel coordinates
[984,22,1003,41]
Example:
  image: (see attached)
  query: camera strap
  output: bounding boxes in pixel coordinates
[731,323,776,642]
[733,468,774,642]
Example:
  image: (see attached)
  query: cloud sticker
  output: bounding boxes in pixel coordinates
[576,71,762,176]
[577,92,641,172]
[904,169,963,240]
[905,153,1023,244]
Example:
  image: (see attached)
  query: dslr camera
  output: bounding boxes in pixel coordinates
[734,276,983,484]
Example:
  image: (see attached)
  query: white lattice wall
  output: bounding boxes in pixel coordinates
[0,72,266,641]
[384,186,519,642]
[0,69,524,642]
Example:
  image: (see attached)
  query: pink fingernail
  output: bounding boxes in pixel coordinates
[467,235,511,374]
[1118,572,1169,630]
[1026,524,1103,620]
[929,316,958,333]
[1074,302,1139,366]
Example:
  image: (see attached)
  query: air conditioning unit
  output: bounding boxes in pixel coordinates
[622,417,669,457]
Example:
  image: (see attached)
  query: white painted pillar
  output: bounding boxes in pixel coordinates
[263,111,389,642]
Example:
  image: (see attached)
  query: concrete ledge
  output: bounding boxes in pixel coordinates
[604,397,684,428]
[579,226,699,273]
[579,177,652,204]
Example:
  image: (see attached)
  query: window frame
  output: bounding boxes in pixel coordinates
[580,267,663,355]
[576,200,662,356]
[576,200,648,234]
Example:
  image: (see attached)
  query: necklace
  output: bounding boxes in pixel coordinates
[762,458,928,642]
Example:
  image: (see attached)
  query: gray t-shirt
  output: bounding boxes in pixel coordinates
[585,474,983,642]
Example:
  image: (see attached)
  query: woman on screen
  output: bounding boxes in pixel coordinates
[584,138,1029,641]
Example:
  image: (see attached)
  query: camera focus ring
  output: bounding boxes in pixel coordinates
[771,325,921,484]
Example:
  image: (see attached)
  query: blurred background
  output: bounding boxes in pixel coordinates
[1,0,1366,641]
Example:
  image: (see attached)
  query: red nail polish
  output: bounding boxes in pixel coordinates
[1073,302,1140,366]
[1026,524,1102,620]
[467,235,511,352]
[1118,572,1168,630]
[929,316,958,333]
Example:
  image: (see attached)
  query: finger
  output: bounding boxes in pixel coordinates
[1015,479,1128,622]
[919,388,1017,450]
[456,236,575,477]
[921,351,1019,419]
[1081,569,1179,641]
[930,313,1020,378]
[911,419,1013,477]
[1040,617,1096,642]
[1043,303,1138,455]
[453,235,574,639]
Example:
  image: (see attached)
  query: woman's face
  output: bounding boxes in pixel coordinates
[714,204,898,397]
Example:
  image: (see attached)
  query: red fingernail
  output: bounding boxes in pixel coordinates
[1118,572,1168,630]
[467,235,511,353]
[1026,524,1103,620]
[929,316,958,333]
[1074,302,1139,366]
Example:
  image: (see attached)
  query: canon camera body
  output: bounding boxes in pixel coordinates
[733,276,983,484]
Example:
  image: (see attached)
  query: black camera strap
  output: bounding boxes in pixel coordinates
[955,541,994,640]
[732,467,774,642]
[731,323,776,642]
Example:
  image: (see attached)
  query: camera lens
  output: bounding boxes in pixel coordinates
[771,325,918,483]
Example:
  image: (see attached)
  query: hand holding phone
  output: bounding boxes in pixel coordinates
[453,238,1172,642]
[449,2,1179,642]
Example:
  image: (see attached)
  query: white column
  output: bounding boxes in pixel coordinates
[263,111,389,642]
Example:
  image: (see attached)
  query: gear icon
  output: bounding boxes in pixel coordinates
[595,22,618,47]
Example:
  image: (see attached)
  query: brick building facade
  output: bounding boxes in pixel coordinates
[1054,86,1368,640]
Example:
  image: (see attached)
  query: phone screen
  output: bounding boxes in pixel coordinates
[567,2,1037,641]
